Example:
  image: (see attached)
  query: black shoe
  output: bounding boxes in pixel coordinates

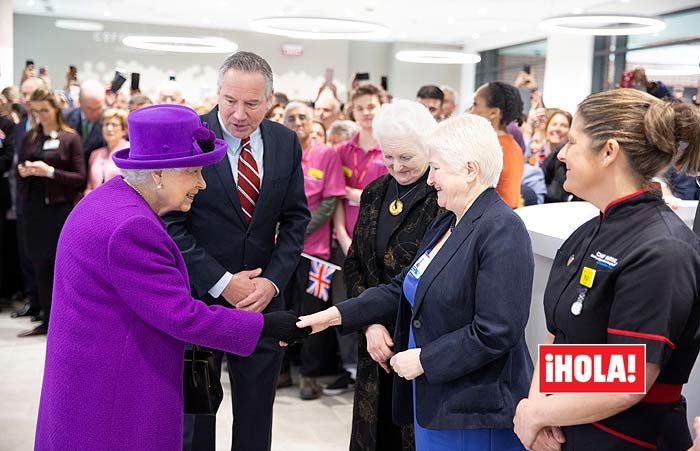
[10,303,40,318]
[299,376,321,400]
[322,371,355,396]
[17,323,48,337]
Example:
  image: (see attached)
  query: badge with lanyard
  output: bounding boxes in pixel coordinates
[571,266,596,316]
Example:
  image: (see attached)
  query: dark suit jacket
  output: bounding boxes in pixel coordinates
[64,108,106,157]
[18,129,86,205]
[0,116,15,210]
[343,173,442,450]
[337,188,534,429]
[165,108,310,306]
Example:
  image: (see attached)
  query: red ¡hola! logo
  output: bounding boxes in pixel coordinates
[539,344,646,393]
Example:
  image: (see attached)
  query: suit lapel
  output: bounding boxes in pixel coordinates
[412,188,496,316]
[206,107,246,225]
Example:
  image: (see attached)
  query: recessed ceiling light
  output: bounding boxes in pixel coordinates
[250,17,390,40]
[572,8,584,15]
[122,36,238,53]
[477,7,488,16]
[395,50,481,65]
[499,26,509,33]
[539,15,665,35]
[202,18,212,25]
[397,32,408,39]
[104,11,113,17]
[55,19,104,31]
[448,17,457,24]
[27,0,36,6]
[471,33,481,39]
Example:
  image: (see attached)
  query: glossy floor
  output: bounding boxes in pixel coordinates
[0,310,353,451]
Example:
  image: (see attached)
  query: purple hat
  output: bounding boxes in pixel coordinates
[113,104,227,170]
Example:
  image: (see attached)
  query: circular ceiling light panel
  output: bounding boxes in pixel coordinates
[646,67,700,76]
[539,15,665,35]
[395,50,481,65]
[251,17,390,40]
[122,36,238,53]
[55,19,104,31]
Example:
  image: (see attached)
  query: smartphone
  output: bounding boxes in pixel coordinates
[169,75,176,81]
[110,71,127,92]
[68,65,77,81]
[355,72,370,81]
[131,73,141,91]
[324,68,334,86]
[381,76,388,91]
[523,64,531,75]
[26,59,35,67]
[39,66,48,76]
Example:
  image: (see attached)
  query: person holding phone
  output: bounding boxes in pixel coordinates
[16,88,85,337]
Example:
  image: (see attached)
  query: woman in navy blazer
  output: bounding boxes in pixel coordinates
[298,114,535,450]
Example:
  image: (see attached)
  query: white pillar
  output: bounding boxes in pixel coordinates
[459,41,478,114]
[0,0,13,88]
[542,33,595,114]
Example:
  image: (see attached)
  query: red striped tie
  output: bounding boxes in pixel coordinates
[237,137,260,223]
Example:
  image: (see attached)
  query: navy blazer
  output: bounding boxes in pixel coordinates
[337,188,534,429]
[164,108,310,306]
[64,107,106,157]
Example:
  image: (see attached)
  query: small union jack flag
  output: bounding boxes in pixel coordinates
[306,259,337,302]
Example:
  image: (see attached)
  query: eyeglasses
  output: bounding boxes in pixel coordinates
[30,108,51,114]
[103,122,123,129]
[285,114,308,123]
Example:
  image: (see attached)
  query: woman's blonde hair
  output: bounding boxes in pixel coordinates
[102,108,128,132]
[577,88,700,181]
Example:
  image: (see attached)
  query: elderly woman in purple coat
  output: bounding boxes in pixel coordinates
[34,104,307,451]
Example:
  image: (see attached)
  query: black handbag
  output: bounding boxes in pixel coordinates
[183,345,223,415]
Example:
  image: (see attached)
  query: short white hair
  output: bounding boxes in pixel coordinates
[440,85,459,103]
[80,80,105,101]
[328,120,358,140]
[121,168,188,186]
[284,101,312,120]
[373,99,437,158]
[427,114,503,187]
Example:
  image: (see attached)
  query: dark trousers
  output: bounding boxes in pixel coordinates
[16,214,38,307]
[286,257,340,377]
[330,242,357,366]
[183,321,284,451]
[32,258,54,325]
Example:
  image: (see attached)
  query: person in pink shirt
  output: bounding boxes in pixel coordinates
[283,101,346,399]
[84,108,128,195]
[334,84,387,254]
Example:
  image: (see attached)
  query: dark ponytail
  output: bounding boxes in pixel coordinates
[483,82,524,128]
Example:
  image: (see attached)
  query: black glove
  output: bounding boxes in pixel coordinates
[261,310,311,344]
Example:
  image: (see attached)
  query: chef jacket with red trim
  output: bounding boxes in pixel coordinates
[543,189,700,451]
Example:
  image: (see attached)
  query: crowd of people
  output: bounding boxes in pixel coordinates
[1,50,700,451]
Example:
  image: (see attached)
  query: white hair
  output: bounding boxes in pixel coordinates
[284,101,312,120]
[121,168,188,186]
[427,114,503,187]
[440,85,459,104]
[314,92,341,112]
[327,120,358,140]
[372,99,437,158]
[80,79,105,101]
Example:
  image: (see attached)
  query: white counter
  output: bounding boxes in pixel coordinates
[516,200,700,430]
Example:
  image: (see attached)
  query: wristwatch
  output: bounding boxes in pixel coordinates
[46,166,55,179]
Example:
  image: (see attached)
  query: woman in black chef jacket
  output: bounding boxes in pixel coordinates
[513,88,700,451]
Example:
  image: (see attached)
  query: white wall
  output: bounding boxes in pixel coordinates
[12,14,461,105]
[542,34,595,114]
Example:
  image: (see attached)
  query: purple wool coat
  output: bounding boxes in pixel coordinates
[34,177,264,450]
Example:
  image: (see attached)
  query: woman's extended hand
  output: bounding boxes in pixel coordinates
[530,426,565,451]
[365,324,394,373]
[296,306,342,334]
[389,349,424,380]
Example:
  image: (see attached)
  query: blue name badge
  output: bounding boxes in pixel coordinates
[410,253,431,279]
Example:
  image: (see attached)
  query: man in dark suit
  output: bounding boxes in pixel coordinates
[64,79,106,160]
[165,51,310,451]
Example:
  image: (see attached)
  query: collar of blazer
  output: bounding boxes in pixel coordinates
[205,106,279,227]
[411,187,498,316]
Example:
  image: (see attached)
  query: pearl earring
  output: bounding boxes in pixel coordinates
[157,183,163,189]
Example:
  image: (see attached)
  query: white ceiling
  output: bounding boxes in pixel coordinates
[14,0,700,51]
